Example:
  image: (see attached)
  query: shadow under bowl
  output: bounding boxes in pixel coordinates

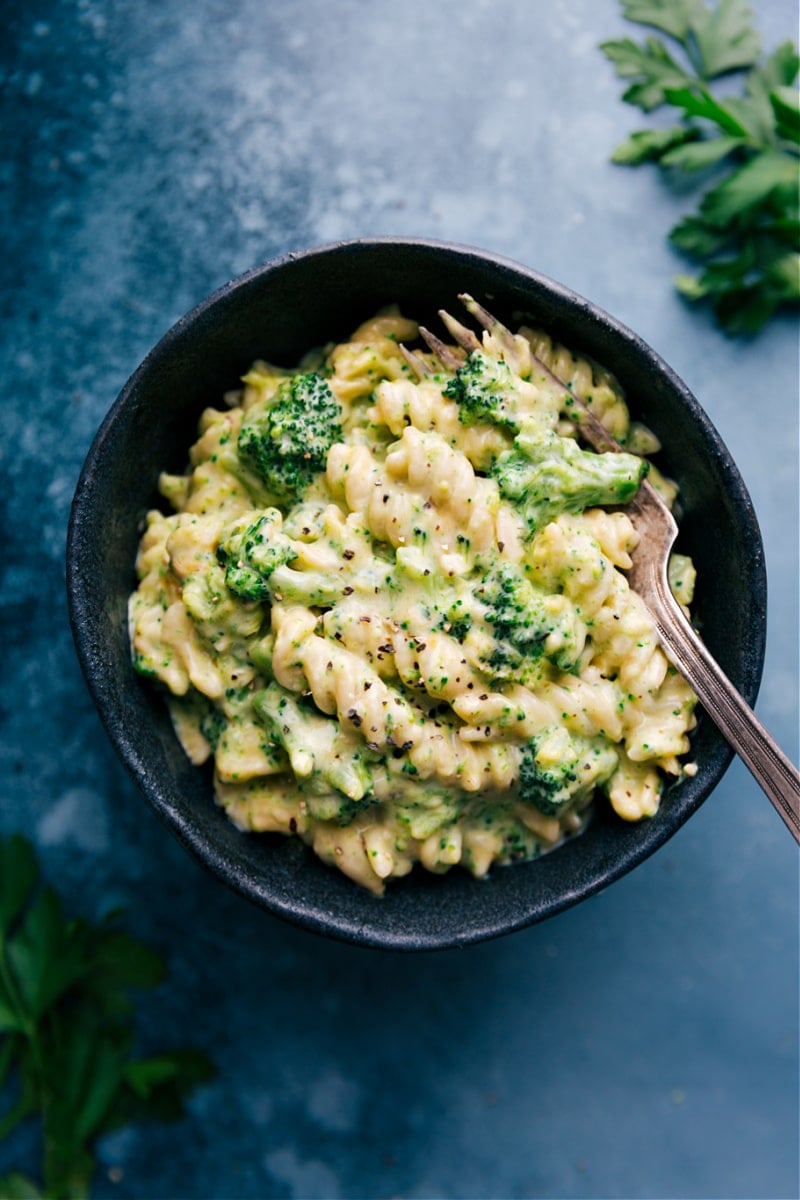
[66,238,767,950]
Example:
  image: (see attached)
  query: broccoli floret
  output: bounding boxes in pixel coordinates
[478,562,553,652]
[492,430,647,534]
[253,683,377,823]
[237,372,343,501]
[518,727,618,816]
[200,707,227,751]
[218,509,359,608]
[442,615,472,642]
[475,561,583,677]
[444,349,522,428]
[445,349,645,531]
[217,510,296,600]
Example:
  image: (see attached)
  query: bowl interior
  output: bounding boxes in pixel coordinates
[67,238,766,950]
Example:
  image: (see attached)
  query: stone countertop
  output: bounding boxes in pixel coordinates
[1,1,797,1197]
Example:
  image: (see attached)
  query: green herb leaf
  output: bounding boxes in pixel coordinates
[618,0,698,43]
[107,1049,217,1129]
[729,42,800,143]
[0,1173,45,1199]
[600,35,692,109]
[0,1060,38,1141]
[689,0,761,77]
[0,993,24,1033]
[660,133,744,170]
[766,250,800,296]
[88,925,166,998]
[0,836,215,1197]
[662,84,751,135]
[604,1,800,334]
[611,124,697,163]
[6,887,89,1021]
[699,149,798,224]
[46,1016,126,1148]
[123,1049,216,1111]
[669,214,733,256]
[771,86,800,144]
[618,0,761,77]
[0,836,39,930]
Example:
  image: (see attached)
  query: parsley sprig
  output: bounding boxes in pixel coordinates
[0,835,215,1199]
[601,0,800,334]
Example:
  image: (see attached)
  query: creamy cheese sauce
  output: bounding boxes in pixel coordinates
[129,308,697,893]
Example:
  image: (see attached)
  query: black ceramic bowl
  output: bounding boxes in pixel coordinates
[67,238,766,950]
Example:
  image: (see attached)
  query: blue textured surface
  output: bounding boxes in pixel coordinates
[1,2,798,1198]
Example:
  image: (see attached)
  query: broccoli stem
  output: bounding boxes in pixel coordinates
[493,430,647,534]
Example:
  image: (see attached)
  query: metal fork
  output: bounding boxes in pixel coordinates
[407,295,800,840]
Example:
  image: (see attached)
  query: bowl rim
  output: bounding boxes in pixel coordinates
[66,236,767,950]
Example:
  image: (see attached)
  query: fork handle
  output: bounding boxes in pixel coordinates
[648,575,800,841]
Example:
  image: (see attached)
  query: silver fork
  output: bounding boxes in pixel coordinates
[407,295,800,840]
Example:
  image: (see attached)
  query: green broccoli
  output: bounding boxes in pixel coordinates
[443,349,522,429]
[443,349,646,532]
[475,561,583,677]
[218,510,359,607]
[216,510,296,600]
[518,727,618,816]
[492,429,647,535]
[253,683,377,822]
[200,706,227,751]
[237,372,343,502]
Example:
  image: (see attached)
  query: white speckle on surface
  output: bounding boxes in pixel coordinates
[24,72,43,96]
[334,162,361,187]
[264,1147,340,1199]
[475,117,504,152]
[46,473,73,506]
[236,198,267,233]
[338,187,364,213]
[190,169,214,192]
[504,78,527,100]
[37,787,110,853]
[428,188,490,230]
[307,1070,361,1133]
[313,209,351,244]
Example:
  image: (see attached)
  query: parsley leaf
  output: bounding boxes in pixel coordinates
[616,0,699,44]
[601,36,693,110]
[611,124,699,164]
[689,0,762,77]
[602,0,800,334]
[0,835,215,1199]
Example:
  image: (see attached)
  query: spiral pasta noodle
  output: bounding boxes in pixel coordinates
[129,302,697,892]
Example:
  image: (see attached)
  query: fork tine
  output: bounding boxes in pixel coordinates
[527,349,623,456]
[398,342,432,379]
[438,308,481,353]
[458,292,520,360]
[418,325,465,372]
[458,291,620,455]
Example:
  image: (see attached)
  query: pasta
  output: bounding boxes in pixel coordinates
[129,306,698,893]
